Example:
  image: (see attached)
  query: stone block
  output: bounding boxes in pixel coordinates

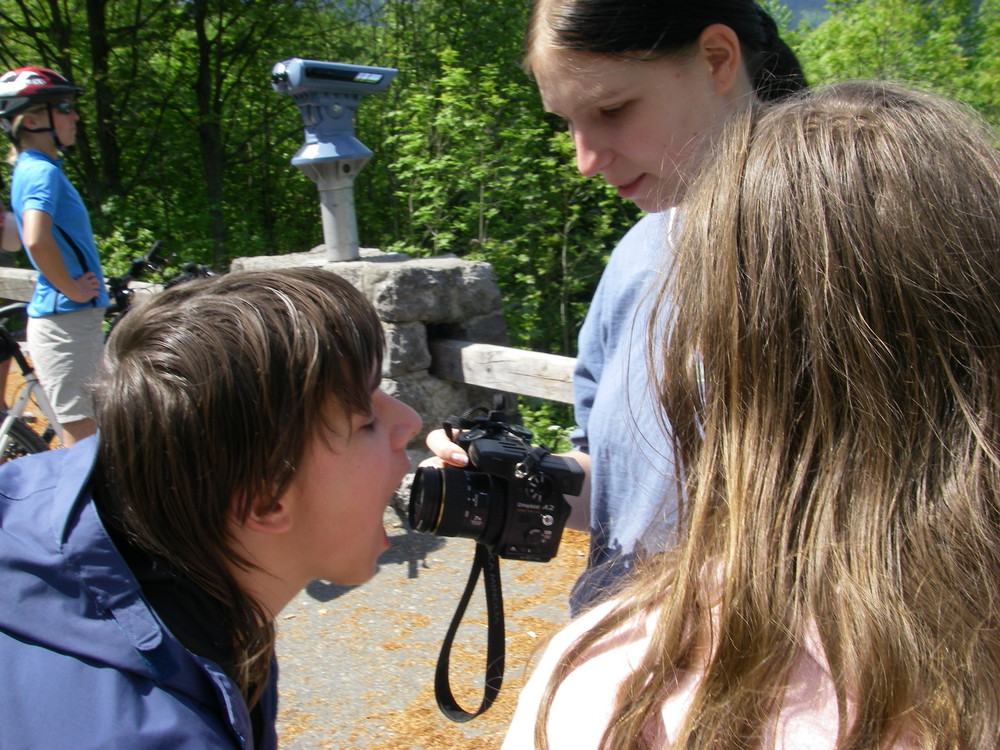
[229,251,504,327]
[229,248,512,443]
[370,263,459,322]
[229,247,410,295]
[368,257,503,323]
[382,322,430,377]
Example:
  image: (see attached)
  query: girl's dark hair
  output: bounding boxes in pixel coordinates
[92,267,384,704]
[527,0,806,100]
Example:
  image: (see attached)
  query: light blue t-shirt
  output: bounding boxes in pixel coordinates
[569,210,679,614]
[11,149,108,317]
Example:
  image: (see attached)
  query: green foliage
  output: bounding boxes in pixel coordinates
[791,0,999,127]
[0,0,357,264]
[96,222,162,279]
[0,0,636,362]
[517,398,577,454]
[965,0,1000,125]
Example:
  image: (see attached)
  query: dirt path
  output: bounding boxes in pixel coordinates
[275,515,588,748]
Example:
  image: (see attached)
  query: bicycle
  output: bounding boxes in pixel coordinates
[0,306,61,458]
[0,241,217,460]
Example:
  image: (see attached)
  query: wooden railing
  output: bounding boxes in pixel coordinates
[0,268,37,303]
[429,339,575,404]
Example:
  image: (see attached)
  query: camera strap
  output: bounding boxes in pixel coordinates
[434,543,506,722]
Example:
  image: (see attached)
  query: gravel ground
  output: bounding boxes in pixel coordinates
[274,504,589,749]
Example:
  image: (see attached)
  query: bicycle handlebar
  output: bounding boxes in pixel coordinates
[0,241,217,333]
[103,240,219,329]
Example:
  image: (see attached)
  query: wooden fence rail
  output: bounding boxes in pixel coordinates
[0,268,37,303]
[429,339,575,405]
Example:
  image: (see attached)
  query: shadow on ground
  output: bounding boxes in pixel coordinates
[305,507,448,602]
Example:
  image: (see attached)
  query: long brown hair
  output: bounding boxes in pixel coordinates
[539,81,1000,748]
[92,267,384,704]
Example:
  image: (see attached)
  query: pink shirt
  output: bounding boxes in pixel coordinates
[502,599,860,749]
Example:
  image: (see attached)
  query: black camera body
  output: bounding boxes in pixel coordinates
[409,413,583,562]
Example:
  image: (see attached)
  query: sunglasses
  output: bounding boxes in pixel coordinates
[52,101,76,115]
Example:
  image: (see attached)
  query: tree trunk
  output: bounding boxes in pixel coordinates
[191,0,227,263]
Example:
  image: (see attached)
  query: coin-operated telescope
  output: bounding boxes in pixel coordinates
[271,58,397,261]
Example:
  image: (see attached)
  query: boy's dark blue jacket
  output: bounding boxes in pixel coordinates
[0,437,277,749]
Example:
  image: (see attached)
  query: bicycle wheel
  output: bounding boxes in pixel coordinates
[1,413,49,461]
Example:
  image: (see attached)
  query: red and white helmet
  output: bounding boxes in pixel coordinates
[0,67,83,120]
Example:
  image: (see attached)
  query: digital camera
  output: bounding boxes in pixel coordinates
[409,411,583,562]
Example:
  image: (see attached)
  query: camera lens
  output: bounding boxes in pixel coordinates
[409,466,503,544]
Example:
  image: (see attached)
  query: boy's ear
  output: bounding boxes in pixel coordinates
[698,23,744,95]
[241,494,294,535]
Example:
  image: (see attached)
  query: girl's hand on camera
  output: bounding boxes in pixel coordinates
[421,428,469,468]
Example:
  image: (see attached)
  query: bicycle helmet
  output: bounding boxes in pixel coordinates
[0,67,83,121]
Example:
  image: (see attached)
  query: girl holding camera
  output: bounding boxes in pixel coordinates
[427,0,807,614]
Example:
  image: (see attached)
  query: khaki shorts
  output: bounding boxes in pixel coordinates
[26,307,105,423]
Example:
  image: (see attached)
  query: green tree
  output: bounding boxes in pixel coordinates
[3,0,996,370]
[792,0,998,126]
[0,0,355,263]
[964,0,1000,125]
[322,0,638,358]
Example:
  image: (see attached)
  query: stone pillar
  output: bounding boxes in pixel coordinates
[230,247,509,447]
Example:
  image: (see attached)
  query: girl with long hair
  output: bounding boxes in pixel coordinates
[503,81,1000,749]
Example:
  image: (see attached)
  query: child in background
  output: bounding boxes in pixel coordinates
[1,66,107,445]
